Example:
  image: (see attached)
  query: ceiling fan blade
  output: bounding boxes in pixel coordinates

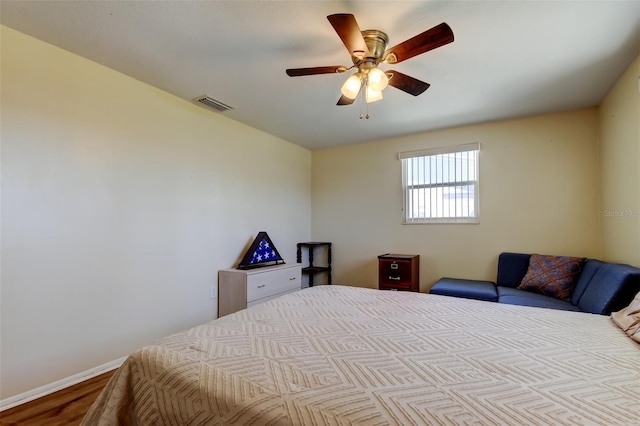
[387,70,430,96]
[286,66,347,77]
[384,23,454,64]
[327,14,370,58]
[337,94,357,106]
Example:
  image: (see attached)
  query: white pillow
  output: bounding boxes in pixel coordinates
[611,291,640,341]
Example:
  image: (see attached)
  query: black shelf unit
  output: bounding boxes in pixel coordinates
[297,242,332,286]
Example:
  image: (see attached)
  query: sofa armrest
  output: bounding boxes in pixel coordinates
[577,263,640,315]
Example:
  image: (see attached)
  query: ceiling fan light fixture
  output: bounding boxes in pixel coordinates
[341,73,363,99]
[285,14,454,108]
[367,67,389,91]
[365,85,383,103]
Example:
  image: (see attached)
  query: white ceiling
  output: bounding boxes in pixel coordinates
[2,1,638,150]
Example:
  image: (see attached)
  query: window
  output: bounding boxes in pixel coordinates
[400,143,480,224]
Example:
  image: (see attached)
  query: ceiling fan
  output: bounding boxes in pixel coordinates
[286,14,454,107]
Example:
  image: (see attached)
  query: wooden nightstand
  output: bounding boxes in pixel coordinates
[378,254,420,292]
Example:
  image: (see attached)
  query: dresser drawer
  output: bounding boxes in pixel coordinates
[247,288,299,308]
[379,259,413,284]
[378,282,412,291]
[246,267,300,303]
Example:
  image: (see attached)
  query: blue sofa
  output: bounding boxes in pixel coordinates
[430,252,640,315]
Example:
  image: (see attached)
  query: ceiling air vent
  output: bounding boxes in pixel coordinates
[193,95,234,112]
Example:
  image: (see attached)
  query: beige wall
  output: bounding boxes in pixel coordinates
[312,109,602,290]
[0,27,311,398]
[598,56,640,267]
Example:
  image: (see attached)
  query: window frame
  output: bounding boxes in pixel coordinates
[399,143,480,224]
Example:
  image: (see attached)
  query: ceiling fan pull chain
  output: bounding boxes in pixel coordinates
[366,90,370,119]
[359,84,365,119]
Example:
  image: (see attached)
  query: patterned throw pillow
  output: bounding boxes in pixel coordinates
[518,254,586,301]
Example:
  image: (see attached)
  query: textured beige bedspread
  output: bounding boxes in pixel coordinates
[83,285,639,425]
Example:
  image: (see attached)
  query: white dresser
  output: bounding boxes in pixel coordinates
[218,263,302,317]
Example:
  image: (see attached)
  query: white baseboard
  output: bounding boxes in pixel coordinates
[0,356,127,412]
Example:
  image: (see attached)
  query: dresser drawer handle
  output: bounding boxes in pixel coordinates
[289,277,296,281]
[257,284,266,288]
[388,276,400,280]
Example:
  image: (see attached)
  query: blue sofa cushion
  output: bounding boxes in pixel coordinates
[430,278,498,302]
[577,263,640,315]
[496,252,531,288]
[498,287,581,312]
[571,259,604,305]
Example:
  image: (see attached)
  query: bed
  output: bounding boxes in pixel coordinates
[83,285,639,425]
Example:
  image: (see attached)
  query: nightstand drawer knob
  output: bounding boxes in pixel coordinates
[391,263,398,269]
[389,276,400,280]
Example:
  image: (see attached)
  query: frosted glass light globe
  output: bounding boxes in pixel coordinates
[367,68,389,92]
[341,74,363,99]
[366,85,383,103]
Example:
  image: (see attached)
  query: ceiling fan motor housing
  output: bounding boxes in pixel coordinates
[358,30,389,63]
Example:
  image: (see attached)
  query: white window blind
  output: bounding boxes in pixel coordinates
[399,143,480,224]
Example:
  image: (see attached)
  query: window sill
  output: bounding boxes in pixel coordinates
[402,219,480,225]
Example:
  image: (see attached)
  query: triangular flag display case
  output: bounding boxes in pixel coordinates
[237,232,285,270]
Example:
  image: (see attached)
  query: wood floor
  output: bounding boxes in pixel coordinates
[0,370,115,426]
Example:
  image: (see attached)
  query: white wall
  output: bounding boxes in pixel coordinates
[0,26,311,399]
[599,55,640,267]
[312,109,602,290]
